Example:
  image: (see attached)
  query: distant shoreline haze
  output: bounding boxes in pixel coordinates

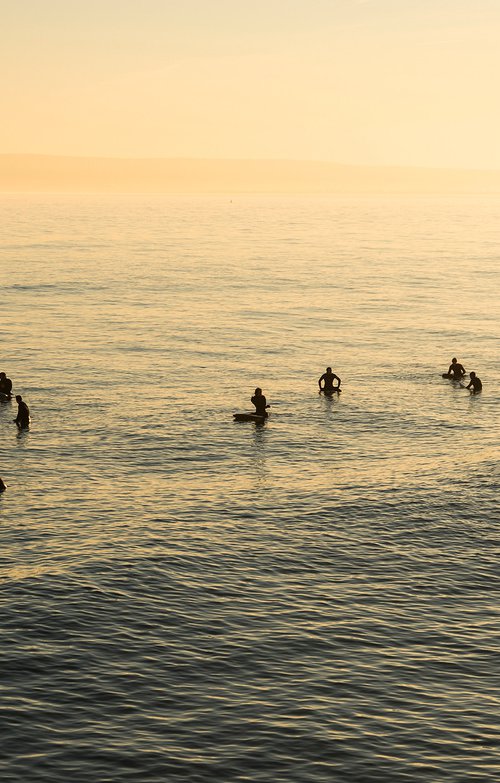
[2,155,500,193]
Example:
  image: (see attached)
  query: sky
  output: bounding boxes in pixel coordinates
[2,0,500,168]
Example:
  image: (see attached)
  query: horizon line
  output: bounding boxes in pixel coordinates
[2,153,500,175]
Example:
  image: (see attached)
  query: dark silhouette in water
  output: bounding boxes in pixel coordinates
[251,388,269,417]
[318,367,341,393]
[0,477,6,492]
[443,358,466,380]
[0,371,13,399]
[13,395,30,428]
[463,371,482,393]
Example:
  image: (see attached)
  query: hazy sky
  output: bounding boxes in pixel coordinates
[3,0,500,167]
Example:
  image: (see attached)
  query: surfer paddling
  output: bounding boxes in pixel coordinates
[318,367,341,393]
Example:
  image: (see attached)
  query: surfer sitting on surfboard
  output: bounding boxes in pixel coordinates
[318,367,341,393]
[251,388,269,417]
[0,372,13,399]
[445,358,466,380]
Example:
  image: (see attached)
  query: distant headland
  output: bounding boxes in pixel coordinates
[2,154,500,194]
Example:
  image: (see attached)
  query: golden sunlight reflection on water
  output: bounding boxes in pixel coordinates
[0,194,499,783]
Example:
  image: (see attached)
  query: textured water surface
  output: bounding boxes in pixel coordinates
[1,194,499,782]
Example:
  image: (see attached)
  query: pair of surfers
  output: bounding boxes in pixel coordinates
[0,377,30,428]
[0,390,29,494]
[249,367,342,417]
[444,358,482,393]
[0,371,30,421]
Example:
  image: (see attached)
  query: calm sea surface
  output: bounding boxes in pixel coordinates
[1,194,499,782]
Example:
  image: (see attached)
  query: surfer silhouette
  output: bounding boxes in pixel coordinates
[0,372,13,398]
[251,388,269,417]
[13,395,30,428]
[464,372,482,393]
[318,367,341,393]
[445,358,466,380]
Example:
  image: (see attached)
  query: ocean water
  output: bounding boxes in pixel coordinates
[1,193,499,782]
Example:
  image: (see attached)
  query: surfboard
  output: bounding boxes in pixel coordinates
[233,412,269,422]
[320,388,341,395]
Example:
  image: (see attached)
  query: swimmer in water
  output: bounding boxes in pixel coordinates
[251,388,270,417]
[0,477,6,492]
[446,358,466,380]
[464,371,482,393]
[318,367,342,393]
[13,395,30,428]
